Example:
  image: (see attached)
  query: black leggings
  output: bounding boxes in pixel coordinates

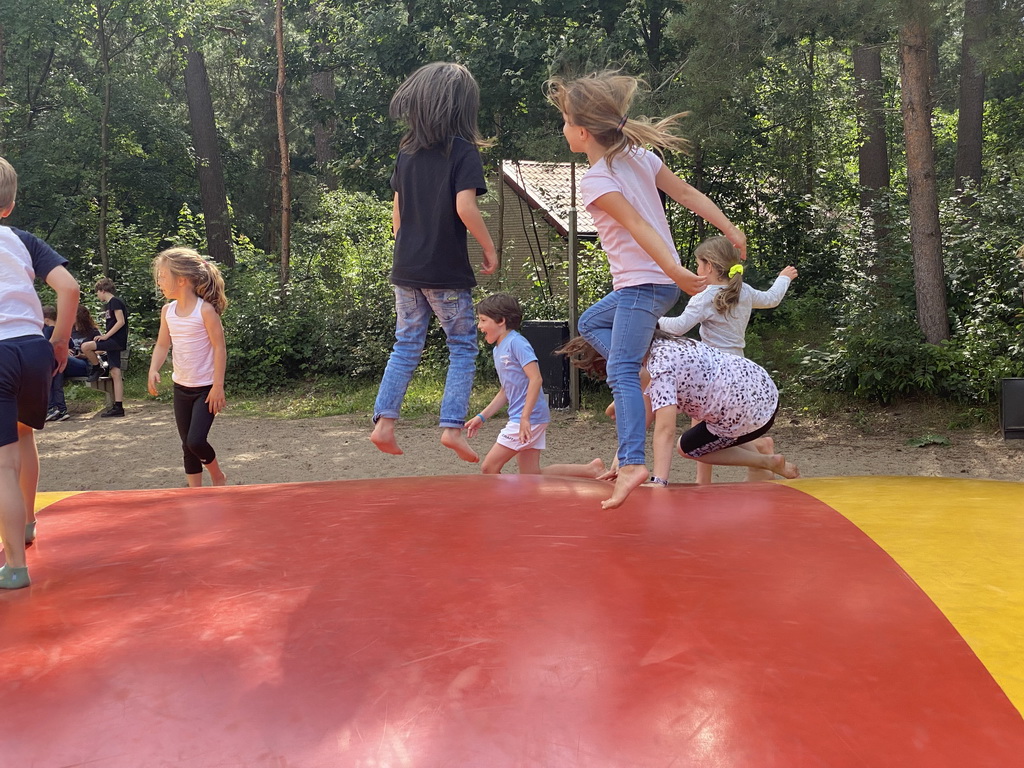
[173,383,217,475]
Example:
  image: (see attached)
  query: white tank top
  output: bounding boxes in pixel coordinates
[166,297,215,387]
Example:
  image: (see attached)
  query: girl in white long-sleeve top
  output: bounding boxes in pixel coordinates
[658,236,797,483]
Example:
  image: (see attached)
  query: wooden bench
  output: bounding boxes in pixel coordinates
[68,349,130,409]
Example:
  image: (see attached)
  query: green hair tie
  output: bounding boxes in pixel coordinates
[728,264,744,278]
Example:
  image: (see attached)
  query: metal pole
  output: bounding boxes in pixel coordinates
[568,161,580,412]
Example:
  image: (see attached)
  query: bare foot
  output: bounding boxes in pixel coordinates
[746,467,775,482]
[753,435,775,455]
[767,454,800,479]
[584,458,606,478]
[370,418,403,455]
[441,428,479,463]
[602,464,649,509]
[210,471,228,487]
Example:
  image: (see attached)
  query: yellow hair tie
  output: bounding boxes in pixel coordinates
[728,264,744,278]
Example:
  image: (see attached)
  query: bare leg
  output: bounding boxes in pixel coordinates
[19,424,39,528]
[543,458,606,478]
[688,441,799,479]
[0,437,28,570]
[480,443,517,474]
[186,472,203,488]
[370,417,403,455]
[80,340,100,365]
[746,437,775,482]
[110,367,123,402]
[602,463,649,509]
[441,427,479,463]
[693,417,712,485]
[516,448,542,475]
[206,458,228,486]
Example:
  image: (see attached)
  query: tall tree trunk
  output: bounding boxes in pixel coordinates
[954,0,987,192]
[853,44,891,249]
[183,44,234,266]
[899,10,949,344]
[804,33,816,195]
[97,6,112,276]
[275,0,291,287]
[311,69,337,190]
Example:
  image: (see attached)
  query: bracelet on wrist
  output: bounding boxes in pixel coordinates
[648,475,668,487]
[477,413,486,423]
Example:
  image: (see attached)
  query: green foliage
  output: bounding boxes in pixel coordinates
[801,180,1024,404]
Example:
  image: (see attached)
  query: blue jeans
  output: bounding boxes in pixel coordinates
[49,355,90,412]
[374,286,477,429]
[578,283,680,466]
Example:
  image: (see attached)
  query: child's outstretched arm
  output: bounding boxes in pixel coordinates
[466,386,508,438]
[750,266,798,309]
[45,266,79,373]
[456,189,498,275]
[655,165,747,260]
[202,301,227,414]
[147,306,172,396]
[659,292,713,337]
[591,191,706,295]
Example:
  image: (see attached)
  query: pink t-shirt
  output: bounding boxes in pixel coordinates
[579,146,679,290]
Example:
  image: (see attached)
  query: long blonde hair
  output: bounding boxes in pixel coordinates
[544,71,690,169]
[695,237,744,315]
[390,62,489,154]
[154,247,228,315]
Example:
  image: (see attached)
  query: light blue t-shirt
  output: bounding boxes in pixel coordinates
[493,330,551,425]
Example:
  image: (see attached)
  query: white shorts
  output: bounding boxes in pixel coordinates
[497,421,548,451]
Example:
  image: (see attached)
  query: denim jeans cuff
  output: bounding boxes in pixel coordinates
[439,420,466,429]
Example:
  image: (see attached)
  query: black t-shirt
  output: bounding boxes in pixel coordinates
[390,137,486,289]
[104,296,129,348]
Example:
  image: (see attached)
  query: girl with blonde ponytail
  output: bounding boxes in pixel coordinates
[659,236,797,484]
[148,247,230,487]
[546,70,747,509]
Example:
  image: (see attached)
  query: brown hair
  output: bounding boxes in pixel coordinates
[556,336,607,380]
[0,156,17,211]
[75,304,99,334]
[390,62,490,154]
[41,305,57,321]
[153,247,228,314]
[694,237,744,315]
[476,293,523,331]
[545,71,689,170]
[94,277,116,294]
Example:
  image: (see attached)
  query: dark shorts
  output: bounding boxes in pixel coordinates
[95,337,124,368]
[678,407,778,459]
[0,335,55,447]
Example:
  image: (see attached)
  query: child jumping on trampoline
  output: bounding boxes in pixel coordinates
[1,155,80,590]
[466,294,604,478]
[659,236,797,484]
[147,247,229,488]
[546,70,746,508]
[561,333,799,487]
[370,61,498,463]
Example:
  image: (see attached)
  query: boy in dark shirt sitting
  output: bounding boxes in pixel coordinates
[80,277,128,417]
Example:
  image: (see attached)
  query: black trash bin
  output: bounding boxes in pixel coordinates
[520,320,571,409]
[1000,378,1024,439]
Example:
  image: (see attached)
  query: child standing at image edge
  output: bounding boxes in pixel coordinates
[370,61,498,463]
[546,70,746,509]
[0,155,80,590]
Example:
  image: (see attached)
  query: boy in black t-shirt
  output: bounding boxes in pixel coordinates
[80,277,128,417]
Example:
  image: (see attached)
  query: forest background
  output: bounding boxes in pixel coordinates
[2,0,1024,421]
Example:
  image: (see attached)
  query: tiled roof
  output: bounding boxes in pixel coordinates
[501,160,598,238]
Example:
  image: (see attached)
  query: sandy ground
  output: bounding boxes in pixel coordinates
[35,399,1024,491]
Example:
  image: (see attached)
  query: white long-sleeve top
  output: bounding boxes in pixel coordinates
[658,275,792,357]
